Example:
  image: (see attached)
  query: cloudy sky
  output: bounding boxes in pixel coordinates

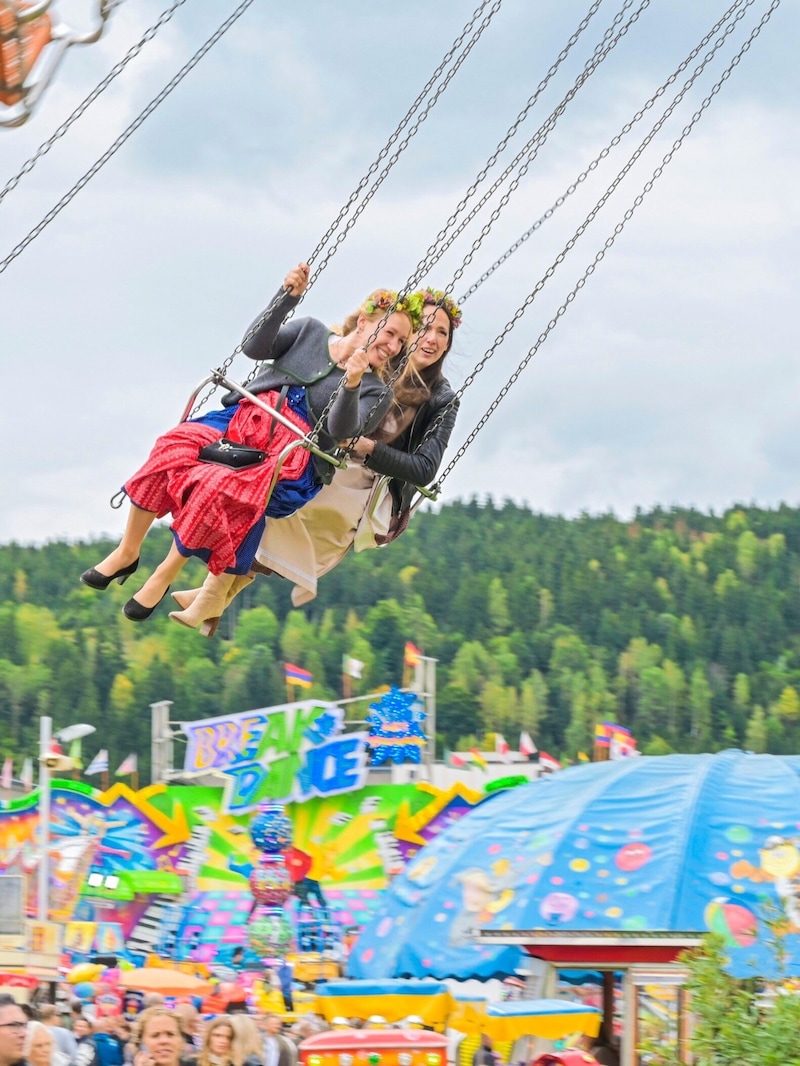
[2,0,798,546]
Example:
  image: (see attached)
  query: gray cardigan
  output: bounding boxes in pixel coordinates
[223,287,392,482]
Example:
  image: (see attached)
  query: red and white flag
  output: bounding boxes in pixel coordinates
[539,751,562,772]
[449,751,468,768]
[115,753,138,776]
[495,734,511,762]
[519,731,538,757]
[1,757,12,789]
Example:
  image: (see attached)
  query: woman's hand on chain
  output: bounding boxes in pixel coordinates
[283,262,309,297]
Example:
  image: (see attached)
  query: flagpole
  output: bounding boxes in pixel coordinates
[131,770,139,791]
[101,769,109,791]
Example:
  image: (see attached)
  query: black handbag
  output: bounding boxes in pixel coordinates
[198,438,267,469]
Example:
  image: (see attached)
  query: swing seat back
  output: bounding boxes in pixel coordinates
[0,1,52,105]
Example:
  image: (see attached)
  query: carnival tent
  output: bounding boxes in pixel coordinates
[348,751,800,980]
[315,979,455,1026]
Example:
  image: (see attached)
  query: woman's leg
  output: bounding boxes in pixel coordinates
[90,504,157,575]
[128,541,188,609]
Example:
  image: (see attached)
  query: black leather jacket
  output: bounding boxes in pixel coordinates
[363,377,459,514]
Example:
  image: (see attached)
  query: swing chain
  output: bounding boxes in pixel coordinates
[306,0,500,269]
[418,0,754,462]
[0,0,191,203]
[457,0,753,304]
[436,0,782,488]
[194,0,504,415]
[344,0,650,453]
[0,0,257,274]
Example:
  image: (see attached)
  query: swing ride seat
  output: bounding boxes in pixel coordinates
[0,0,120,127]
[0,1,53,107]
[183,371,442,513]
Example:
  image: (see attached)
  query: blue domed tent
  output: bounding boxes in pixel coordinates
[348,751,800,979]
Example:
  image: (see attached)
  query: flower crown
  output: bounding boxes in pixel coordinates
[363,289,424,330]
[417,288,462,330]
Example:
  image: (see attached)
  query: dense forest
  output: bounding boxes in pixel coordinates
[2,499,800,780]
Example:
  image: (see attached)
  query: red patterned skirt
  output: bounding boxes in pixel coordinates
[125,392,312,575]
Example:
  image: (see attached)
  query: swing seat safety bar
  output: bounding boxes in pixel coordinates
[182,372,349,472]
[182,371,440,509]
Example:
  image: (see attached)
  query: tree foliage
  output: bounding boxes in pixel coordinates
[3,500,800,778]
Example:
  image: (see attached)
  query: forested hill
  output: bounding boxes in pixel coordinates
[2,500,800,778]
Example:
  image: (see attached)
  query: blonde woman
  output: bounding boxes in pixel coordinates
[228,1016,264,1066]
[171,291,461,631]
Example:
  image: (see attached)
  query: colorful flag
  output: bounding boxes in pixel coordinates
[539,751,562,772]
[1,757,12,789]
[404,641,422,668]
[115,753,138,776]
[448,751,468,768]
[594,722,611,747]
[494,733,511,762]
[519,731,538,757]
[469,748,488,771]
[285,663,313,689]
[85,750,109,776]
[342,655,364,679]
[577,751,591,763]
[20,758,33,789]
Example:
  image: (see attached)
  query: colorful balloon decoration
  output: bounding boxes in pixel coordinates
[248,801,295,960]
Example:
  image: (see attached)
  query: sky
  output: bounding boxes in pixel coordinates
[1,0,798,546]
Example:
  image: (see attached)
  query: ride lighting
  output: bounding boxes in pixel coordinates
[307,1057,322,1066]
[398,1056,413,1066]
[368,1055,381,1065]
[86,873,121,890]
[338,1057,353,1066]
[425,1056,441,1065]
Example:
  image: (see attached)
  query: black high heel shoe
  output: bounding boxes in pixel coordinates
[80,558,139,590]
[122,586,171,622]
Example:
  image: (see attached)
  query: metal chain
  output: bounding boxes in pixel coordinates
[344,0,649,446]
[457,0,750,303]
[436,0,781,489]
[304,0,500,269]
[415,0,653,299]
[191,0,504,416]
[418,0,755,461]
[304,0,504,286]
[0,0,191,205]
[0,0,257,276]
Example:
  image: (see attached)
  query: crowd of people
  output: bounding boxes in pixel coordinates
[0,992,332,1066]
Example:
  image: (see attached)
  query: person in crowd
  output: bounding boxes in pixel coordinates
[39,1006,77,1065]
[132,1008,192,1066]
[0,994,29,1066]
[24,1023,62,1066]
[197,1020,236,1066]
[255,1016,294,1066]
[71,1017,96,1066]
[111,1023,134,1066]
[472,1034,495,1066]
[170,290,461,632]
[171,1007,199,1060]
[68,1005,84,1035]
[227,1017,262,1066]
[90,1018,123,1066]
[81,265,419,623]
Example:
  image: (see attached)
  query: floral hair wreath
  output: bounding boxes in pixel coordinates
[416,288,462,330]
[363,289,425,331]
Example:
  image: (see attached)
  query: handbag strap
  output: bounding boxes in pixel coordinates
[267,384,291,450]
